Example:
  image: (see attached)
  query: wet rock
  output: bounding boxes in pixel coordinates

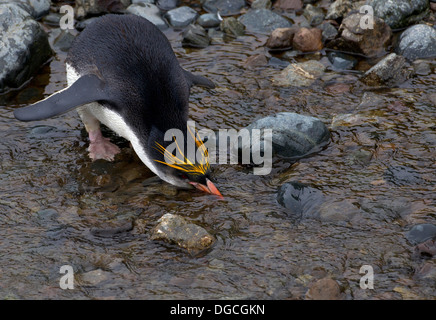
[395,24,436,61]
[326,12,392,57]
[17,0,51,20]
[318,22,338,42]
[360,53,411,87]
[406,224,436,245]
[384,165,423,186]
[414,239,436,258]
[132,0,155,4]
[181,24,211,48]
[243,54,268,69]
[0,2,52,93]
[325,0,352,20]
[292,27,323,52]
[203,0,246,16]
[220,17,245,37]
[277,181,325,218]
[164,6,198,28]
[238,112,330,159]
[273,0,303,11]
[42,12,61,26]
[156,0,178,11]
[75,0,131,19]
[197,13,221,28]
[413,60,432,76]
[268,57,290,68]
[238,9,293,34]
[80,269,110,286]
[275,60,326,87]
[53,30,76,52]
[303,4,324,26]
[306,278,342,300]
[330,113,377,127]
[358,92,384,109]
[251,0,271,10]
[318,199,359,222]
[369,0,429,29]
[126,3,168,30]
[265,27,296,50]
[327,51,358,70]
[150,213,216,256]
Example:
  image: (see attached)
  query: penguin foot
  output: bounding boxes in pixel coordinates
[88,130,121,161]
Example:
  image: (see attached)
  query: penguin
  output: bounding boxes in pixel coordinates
[14,14,222,197]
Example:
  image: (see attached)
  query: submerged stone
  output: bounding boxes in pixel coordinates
[275,60,326,87]
[277,181,325,218]
[384,165,423,186]
[150,213,216,256]
[406,224,436,245]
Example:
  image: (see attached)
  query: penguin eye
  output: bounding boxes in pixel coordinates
[179,173,188,180]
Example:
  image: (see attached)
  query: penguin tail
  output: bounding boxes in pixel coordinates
[183,70,216,89]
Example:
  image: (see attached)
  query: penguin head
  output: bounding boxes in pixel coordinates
[149,127,222,198]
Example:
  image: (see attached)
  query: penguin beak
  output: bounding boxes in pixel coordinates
[189,178,223,198]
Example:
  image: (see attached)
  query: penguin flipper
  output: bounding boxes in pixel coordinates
[14,74,109,122]
[183,69,216,89]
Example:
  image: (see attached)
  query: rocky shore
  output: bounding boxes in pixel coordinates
[1,0,435,299]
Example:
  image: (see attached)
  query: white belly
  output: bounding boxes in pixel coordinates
[66,63,160,176]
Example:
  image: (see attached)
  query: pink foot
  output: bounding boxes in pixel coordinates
[87,130,121,161]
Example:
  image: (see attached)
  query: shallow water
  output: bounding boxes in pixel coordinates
[0,17,435,299]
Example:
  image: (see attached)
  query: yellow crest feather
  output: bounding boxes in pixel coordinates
[153,126,210,175]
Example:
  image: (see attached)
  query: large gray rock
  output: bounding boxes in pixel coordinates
[396,24,436,61]
[164,6,198,28]
[75,0,131,19]
[238,8,292,34]
[237,112,330,159]
[5,0,51,19]
[203,0,245,16]
[360,53,412,86]
[369,0,429,29]
[125,3,168,30]
[0,2,52,92]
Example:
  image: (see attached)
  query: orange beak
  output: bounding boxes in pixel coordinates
[189,178,223,198]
